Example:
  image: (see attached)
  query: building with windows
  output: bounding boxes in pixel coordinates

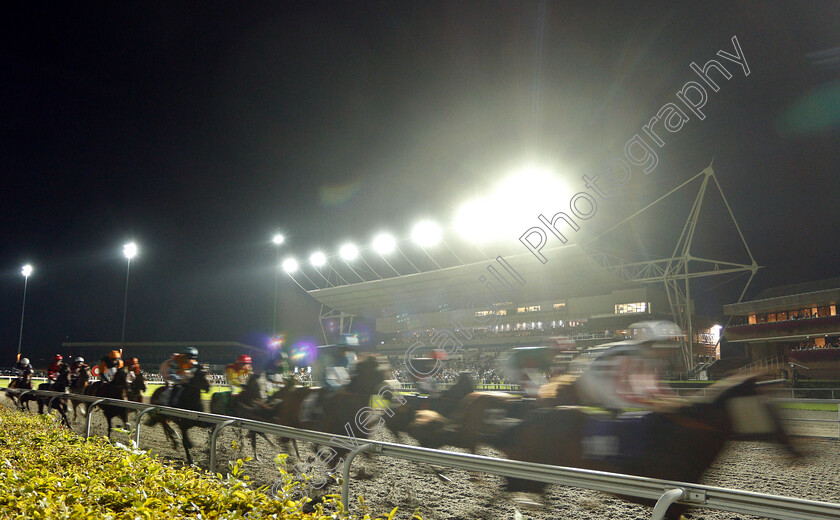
[723,277,840,367]
[301,244,719,370]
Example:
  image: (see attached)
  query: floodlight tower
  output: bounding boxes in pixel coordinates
[121,242,138,346]
[16,264,33,360]
[271,233,285,335]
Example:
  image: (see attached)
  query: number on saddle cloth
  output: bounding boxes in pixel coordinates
[581,411,651,461]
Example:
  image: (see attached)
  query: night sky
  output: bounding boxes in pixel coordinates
[2,2,839,362]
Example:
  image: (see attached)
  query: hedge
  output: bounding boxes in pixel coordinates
[0,407,418,520]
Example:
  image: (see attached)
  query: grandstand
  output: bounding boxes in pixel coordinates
[287,166,758,376]
[304,243,719,373]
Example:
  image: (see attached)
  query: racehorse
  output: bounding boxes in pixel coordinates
[7,371,34,411]
[69,365,91,421]
[146,364,211,466]
[494,375,799,519]
[127,369,146,403]
[83,367,131,439]
[209,372,283,460]
[302,356,387,461]
[37,364,72,427]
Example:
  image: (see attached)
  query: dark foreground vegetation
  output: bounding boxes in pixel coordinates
[0,407,412,520]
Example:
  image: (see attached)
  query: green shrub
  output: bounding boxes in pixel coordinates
[0,407,417,520]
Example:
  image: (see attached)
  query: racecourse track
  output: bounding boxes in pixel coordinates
[5,396,840,520]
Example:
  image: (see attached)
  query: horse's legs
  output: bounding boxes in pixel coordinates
[180,423,194,466]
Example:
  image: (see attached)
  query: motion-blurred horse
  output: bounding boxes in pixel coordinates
[37,364,72,427]
[7,372,34,411]
[147,364,211,466]
[69,364,91,421]
[301,356,387,469]
[209,372,283,460]
[83,367,131,438]
[495,375,799,519]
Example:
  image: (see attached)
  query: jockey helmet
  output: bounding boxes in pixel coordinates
[74,357,84,363]
[237,354,252,365]
[108,350,121,359]
[184,346,199,359]
[20,358,29,365]
[54,354,63,362]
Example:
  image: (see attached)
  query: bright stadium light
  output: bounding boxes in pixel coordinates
[282,257,298,273]
[17,264,33,358]
[339,243,358,261]
[411,220,441,248]
[453,164,573,243]
[120,241,139,346]
[272,233,285,245]
[454,198,493,243]
[372,233,396,255]
[123,242,138,260]
[310,251,326,267]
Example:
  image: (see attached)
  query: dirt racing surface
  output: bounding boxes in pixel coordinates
[11,399,840,520]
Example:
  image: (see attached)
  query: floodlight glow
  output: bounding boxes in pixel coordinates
[272,234,285,245]
[372,233,396,255]
[310,251,326,267]
[123,242,138,260]
[339,243,358,261]
[21,264,33,277]
[411,220,441,248]
[453,164,573,243]
[282,258,298,273]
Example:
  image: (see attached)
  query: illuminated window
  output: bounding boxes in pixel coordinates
[614,302,649,314]
[474,310,493,318]
[497,309,507,316]
[553,302,566,311]
[748,314,756,324]
[518,305,541,313]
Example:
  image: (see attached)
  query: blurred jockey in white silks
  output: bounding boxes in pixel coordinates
[301,344,358,421]
[503,347,551,398]
[574,321,679,410]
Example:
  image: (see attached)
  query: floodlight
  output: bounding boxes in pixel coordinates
[272,234,285,245]
[411,220,441,248]
[372,233,396,255]
[21,264,33,277]
[310,251,326,267]
[339,243,358,261]
[282,258,298,273]
[454,199,493,243]
[123,242,138,260]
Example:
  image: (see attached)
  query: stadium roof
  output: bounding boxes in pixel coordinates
[307,244,640,318]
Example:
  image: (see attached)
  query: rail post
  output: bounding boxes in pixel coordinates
[133,406,157,448]
[341,444,374,507]
[85,399,106,438]
[209,419,236,471]
[651,488,685,520]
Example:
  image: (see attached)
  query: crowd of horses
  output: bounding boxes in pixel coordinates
[4,355,800,519]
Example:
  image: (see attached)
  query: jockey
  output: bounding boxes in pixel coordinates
[263,351,289,398]
[47,354,65,385]
[125,357,141,384]
[225,354,253,392]
[69,357,87,386]
[313,345,357,390]
[14,357,33,384]
[99,350,124,382]
[159,347,198,406]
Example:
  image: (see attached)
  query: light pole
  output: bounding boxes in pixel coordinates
[271,233,284,335]
[121,242,138,346]
[16,264,33,360]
